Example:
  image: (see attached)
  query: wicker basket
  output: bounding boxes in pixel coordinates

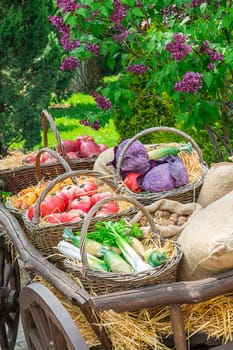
[5,148,75,245]
[21,170,137,263]
[0,109,97,194]
[41,109,98,170]
[64,194,183,295]
[113,126,208,205]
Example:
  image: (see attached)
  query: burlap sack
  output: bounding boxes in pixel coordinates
[197,162,233,208]
[93,147,115,186]
[178,190,233,281]
[130,198,202,240]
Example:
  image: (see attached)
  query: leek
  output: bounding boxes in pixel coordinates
[104,250,133,273]
[127,237,145,258]
[148,142,193,160]
[114,233,152,272]
[58,241,109,272]
[63,228,105,257]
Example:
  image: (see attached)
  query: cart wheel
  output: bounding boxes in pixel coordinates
[20,282,89,350]
[0,234,20,350]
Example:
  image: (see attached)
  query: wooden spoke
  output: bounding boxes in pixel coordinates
[20,283,89,350]
[0,234,20,350]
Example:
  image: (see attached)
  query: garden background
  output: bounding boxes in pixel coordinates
[0,0,232,165]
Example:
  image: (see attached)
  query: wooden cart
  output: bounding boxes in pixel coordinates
[1,203,233,350]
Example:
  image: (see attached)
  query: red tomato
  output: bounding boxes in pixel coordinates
[95,201,119,217]
[46,210,86,224]
[70,199,91,213]
[123,173,142,193]
[61,184,80,200]
[78,195,91,204]
[40,195,67,217]
[74,181,98,197]
[27,205,35,220]
[45,213,63,224]
[56,192,70,210]
[90,192,113,207]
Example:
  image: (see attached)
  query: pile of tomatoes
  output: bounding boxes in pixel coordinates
[26,181,119,224]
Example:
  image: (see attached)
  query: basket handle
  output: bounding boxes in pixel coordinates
[79,195,159,275]
[31,169,117,225]
[35,147,73,182]
[41,109,69,160]
[115,126,204,178]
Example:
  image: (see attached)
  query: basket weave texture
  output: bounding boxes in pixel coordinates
[113,126,208,205]
[64,195,183,295]
[0,109,96,194]
[21,170,137,263]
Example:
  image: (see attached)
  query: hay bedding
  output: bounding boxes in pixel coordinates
[33,274,233,350]
[0,150,37,170]
[145,145,204,185]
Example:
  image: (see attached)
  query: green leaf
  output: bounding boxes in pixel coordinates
[222,14,232,28]
[196,100,220,123]
[76,8,88,18]
[203,72,213,89]
[132,8,144,17]
[99,5,110,17]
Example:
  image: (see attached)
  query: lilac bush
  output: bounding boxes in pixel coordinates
[49,0,233,160]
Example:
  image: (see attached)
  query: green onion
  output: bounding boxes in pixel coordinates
[58,240,109,272]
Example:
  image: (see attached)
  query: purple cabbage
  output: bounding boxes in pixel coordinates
[141,156,189,193]
[168,156,189,187]
[110,139,150,179]
[141,163,175,192]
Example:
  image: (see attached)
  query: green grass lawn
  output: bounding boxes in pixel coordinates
[39,92,120,150]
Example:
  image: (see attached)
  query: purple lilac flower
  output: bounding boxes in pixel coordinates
[110,0,126,24]
[49,16,80,52]
[200,40,210,53]
[57,0,79,13]
[128,64,149,75]
[90,10,100,19]
[60,56,79,71]
[200,40,224,70]
[226,101,232,110]
[60,30,80,51]
[205,48,224,63]
[112,25,130,42]
[190,0,206,7]
[91,92,112,110]
[135,0,142,7]
[80,119,101,130]
[86,43,100,56]
[48,16,65,33]
[166,33,192,61]
[208,62,214,71]
[174,72,203,94]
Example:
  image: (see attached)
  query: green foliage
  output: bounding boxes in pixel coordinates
[0,0,72,156]
[37,106,120,149]
[51,1,233,162]
[114,73,175,144]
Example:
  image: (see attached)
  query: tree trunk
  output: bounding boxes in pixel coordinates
[69,57,103,93]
